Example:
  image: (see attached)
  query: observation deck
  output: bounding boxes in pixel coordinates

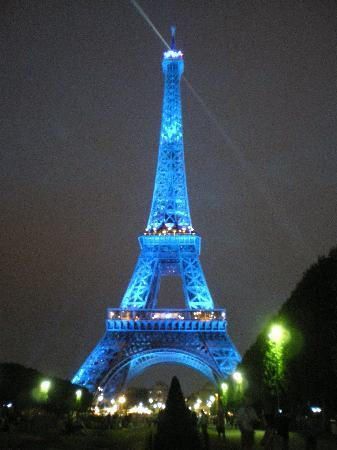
[139,234,201,256]
[106,308,227,332]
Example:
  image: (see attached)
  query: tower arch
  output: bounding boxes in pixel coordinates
[72,29,241,397]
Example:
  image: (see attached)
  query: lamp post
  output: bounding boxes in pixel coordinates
[220,382,228,409]
[265,323,289,410]
[118,394,127,414]
[232,371,243,385]
[40,380,51,395]
[232,371,244,404]
[39,379,51,408]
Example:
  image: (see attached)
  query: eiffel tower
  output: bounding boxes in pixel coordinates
[72,29,241,396]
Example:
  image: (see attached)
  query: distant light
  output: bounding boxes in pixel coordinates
[97,394,104,402]
[75,389,82,400]
[118,395,126,405]
[233,371,243,384]
[40,380,51,394]
[7,403,13,408]
[148,398,154,404]
[128,403,152,415]
[310,406,322,414]
[110,398,115,404]
[209,395,215,403]
[221,382,228,393]
[278,409,283,414]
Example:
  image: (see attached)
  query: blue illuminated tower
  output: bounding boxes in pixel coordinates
[72,29,241,396]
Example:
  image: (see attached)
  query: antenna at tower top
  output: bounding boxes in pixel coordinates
[170,25,176,49]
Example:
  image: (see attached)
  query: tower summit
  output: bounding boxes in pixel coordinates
[72,30,241,396]
[146,27,191,233]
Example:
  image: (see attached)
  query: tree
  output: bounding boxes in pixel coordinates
[0,362,92,413]
[241,247,337,415]
[153,376,201,450]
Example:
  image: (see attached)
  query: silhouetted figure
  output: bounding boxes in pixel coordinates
[199,409,209,449]
[275,410,290,450]
[261,413,275,449]
[216,398,225,440]
[237,396,259,450]
[153,376,201,450]
[304,409,323,450]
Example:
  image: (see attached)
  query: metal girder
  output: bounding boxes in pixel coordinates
[147,49,191,231]
[72,330,241,396]
[72,41,241,398]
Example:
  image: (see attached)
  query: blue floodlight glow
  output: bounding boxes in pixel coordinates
[72,30,241,397]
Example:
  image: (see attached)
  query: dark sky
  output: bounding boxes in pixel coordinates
[1,0,336,394]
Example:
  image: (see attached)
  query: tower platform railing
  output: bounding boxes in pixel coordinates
[107,308,226,321]
[106,308,227,332]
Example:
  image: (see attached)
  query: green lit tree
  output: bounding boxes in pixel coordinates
[264,324,289,409]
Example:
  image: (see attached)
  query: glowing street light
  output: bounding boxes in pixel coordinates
[75,389,82,401]
[265,323,290,409]
[268,324,286,344]
[118,395,126,405]
[221,382,228,393]
[40,380,51,394]
[233,371,243,384]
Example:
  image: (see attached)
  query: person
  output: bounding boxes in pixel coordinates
[236,397,259,450]
[261,413,275,450]
[199,410,209,449]
[275,410,290,450]
[304,409,323,450]
[216,408,225,440]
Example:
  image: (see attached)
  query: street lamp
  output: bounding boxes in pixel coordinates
[75,389,82,401]
[265,323,289,410]
[268,324,286,344]
[232,371,244,401]
[221,382,228,393]
[40,380,51,394]
[232,371,243,384]
[118,394,126,413]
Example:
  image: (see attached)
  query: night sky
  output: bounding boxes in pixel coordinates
[1,1,336,393]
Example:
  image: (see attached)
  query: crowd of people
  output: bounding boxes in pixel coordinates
[0,395,331,450]
[196,395,327,450]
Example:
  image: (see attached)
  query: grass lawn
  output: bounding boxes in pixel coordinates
[0,425,150,449]
[0,425,336,449]
[208,428,337,450]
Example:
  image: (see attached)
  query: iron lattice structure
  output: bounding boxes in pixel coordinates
[72,32,241,396]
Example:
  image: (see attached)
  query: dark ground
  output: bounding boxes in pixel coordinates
[0,426,336,449]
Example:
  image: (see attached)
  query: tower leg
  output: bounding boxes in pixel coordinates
[120,256,159,309]
[181,257,214,309]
